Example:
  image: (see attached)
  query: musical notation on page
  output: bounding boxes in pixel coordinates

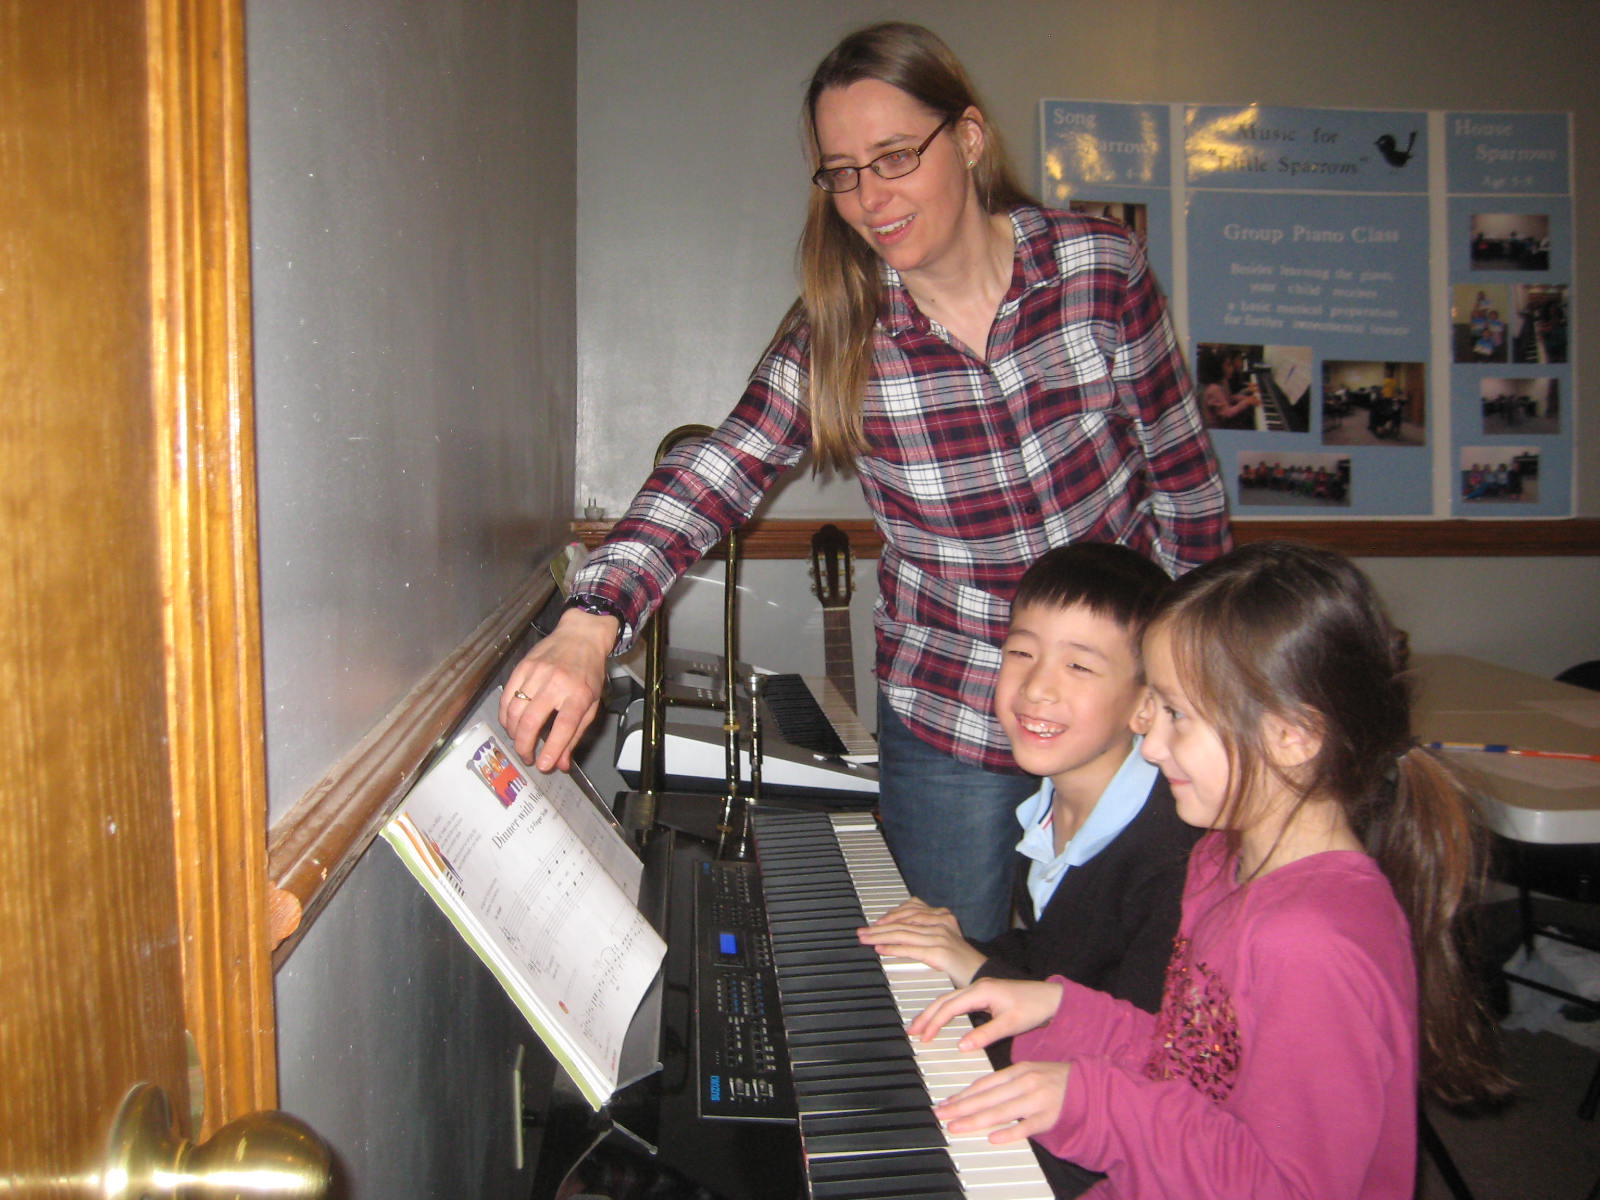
[382,716,665,1109]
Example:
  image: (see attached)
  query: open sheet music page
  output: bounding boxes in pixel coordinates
[382,718,665,1109]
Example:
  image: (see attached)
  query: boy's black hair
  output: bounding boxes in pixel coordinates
[1010,542,1171,639]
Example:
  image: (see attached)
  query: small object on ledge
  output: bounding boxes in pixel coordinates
[1428,741,1600,764]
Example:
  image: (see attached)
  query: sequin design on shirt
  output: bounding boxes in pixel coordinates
[1143,934,1241,1102]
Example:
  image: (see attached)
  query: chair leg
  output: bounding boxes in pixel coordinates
[1580,1058,1600,1122]
[1419,1108,1476,1200]
[1518,875,1536,954]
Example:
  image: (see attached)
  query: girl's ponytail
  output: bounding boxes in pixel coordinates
[1377,745,1513,1105]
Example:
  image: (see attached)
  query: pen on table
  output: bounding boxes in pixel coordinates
[1426,741,1600,764]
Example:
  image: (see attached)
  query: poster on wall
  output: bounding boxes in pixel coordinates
[1040,101,1575,518]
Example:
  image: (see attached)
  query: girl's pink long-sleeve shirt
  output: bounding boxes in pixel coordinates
[1015,832,1418,1200]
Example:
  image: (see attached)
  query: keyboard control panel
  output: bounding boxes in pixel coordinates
[692,858,795,1122]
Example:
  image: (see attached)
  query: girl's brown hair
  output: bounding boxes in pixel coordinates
[785,22,1036,471]
[1150,540,1510,1106]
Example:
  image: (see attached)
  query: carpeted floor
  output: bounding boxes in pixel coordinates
[1419,893,1600,1200]
[1419,1027,1600,1200]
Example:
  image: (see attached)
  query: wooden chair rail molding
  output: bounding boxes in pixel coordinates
[574,517,1600,559]
[265,554,559,966]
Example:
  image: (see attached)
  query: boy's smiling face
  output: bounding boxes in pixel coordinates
[995,601,1148,792]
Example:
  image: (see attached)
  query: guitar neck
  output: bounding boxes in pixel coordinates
[821,606,856,712]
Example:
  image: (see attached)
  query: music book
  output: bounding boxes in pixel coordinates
[381,713,666,1110]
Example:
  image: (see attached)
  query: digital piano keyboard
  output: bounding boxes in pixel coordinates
[533,793,1053,1198]
[749,805,1053,1199]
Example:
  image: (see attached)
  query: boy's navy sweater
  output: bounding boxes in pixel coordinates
[971,775,1199,1197]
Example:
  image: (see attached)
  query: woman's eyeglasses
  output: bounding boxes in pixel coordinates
[811,117,954,194]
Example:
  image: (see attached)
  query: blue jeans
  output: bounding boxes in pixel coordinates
[875,695,1035,942]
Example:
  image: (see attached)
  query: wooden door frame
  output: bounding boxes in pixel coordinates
[148,0,277,1128]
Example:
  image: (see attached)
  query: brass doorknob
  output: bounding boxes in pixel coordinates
[103,1083,333,1199]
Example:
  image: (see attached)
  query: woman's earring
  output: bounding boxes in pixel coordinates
[966,159,976,169]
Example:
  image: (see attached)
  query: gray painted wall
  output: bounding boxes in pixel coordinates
[248,2,577,1195]
[576,0,1599,682]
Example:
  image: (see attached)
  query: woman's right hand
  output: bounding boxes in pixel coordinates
[498,607,619,772]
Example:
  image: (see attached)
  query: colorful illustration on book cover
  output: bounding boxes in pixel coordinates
[468,735,527,808]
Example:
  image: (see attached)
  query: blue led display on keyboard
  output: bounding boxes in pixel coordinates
[719,931,739,955]
[709,1075,722,1102]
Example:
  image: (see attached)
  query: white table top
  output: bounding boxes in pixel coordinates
[1411,654,1600,845]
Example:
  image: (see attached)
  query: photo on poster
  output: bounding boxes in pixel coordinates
[1459,446,1540,503]
[1236,451,1350,508]
[1069,199,1148,242]
[1478,377,1560,435]
[1321,360,1426,446]
[1451,283,1510,364]
[1469,213,1550,271]
[1511,283,1569,364]
[1196,342,1312,433]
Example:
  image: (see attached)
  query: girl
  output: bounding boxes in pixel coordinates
[500,22,1229,942]
[910,540,1509,1199]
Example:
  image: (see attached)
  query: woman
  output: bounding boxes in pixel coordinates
[501,22,1229,940]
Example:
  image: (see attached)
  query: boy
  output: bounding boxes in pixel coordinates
[858,542,1197,1196]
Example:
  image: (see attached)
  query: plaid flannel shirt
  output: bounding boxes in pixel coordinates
[571,206,1230,770]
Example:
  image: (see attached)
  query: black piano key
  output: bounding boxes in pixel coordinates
[762,874,856,892]
[780,997,900,1022]
[779,999,898,1026]
[760,864,853,881]
[793,1084,933,1116]
[808,1148,960,1185]
[764,905,864,925]
[786,1023,910,1050]
[754,839,837,857]
[785,1036,921,1068]
[793,1070,927,1100]
[763,927,866,953]
[778,977,892,1004]
[766,924,869,948]
[775,964,890,993]
[775,982,897,1011]
[791,1058,922,1087]
[761,928,864,960]
[800,1108,947,1155]
[760,857,852,876]
[764,899,864,922]
[763,887,860,910]
[771,945,881,971]
[810,1160,964,1200]
[811,1176,964,1199]
[783,1008,904,1034]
